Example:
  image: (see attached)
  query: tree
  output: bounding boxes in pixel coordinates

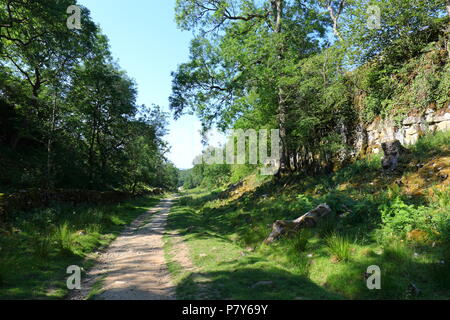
[0,0,98,187]
[171,0,327,175]
[342,0,448,64]
[0,1,177,193]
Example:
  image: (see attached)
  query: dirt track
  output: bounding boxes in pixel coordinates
[69,198,176,300]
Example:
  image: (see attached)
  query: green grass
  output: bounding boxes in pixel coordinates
[164,131,450,300]
[86,276,106,300]
[165,198,342,300]
[0,196,161,299]
[325,233,353,263]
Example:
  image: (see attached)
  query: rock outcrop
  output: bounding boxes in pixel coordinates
[358,106,450,155]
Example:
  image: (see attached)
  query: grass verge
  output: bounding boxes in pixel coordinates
[0,196,161,299]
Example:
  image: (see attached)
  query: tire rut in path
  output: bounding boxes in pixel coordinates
[70,198,176,300]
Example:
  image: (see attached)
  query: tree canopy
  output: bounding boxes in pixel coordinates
[0,0,179,192]
[171,0,450,179]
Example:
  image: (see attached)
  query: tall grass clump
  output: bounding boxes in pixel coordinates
[333,153,381,184]
[289,229,313,253]
[30,234,52,258]
[54,223,77,256]
[381,240,413,265]
[432,187,450,211]
[325,233,353,262]
[291,254,311,276]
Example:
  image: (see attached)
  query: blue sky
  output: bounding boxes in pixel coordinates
[78,0,224,169]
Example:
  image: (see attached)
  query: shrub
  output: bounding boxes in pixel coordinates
[380,191,449,244]
[293,194,313,212]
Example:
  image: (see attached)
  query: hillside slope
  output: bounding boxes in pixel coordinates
[166,131,449,300]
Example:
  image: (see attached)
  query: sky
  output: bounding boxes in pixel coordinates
[78,0,225,169]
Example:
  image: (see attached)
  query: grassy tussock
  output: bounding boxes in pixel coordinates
[325,233,353,263]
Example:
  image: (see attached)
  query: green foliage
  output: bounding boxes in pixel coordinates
[379,193,449,242]
[343,0,447,64]
[0,254,18,285]
[180,161,231,190]
[380,197,425,236]
[30,235,52,259]
[351,33,449,124]
[290,231,310,254]
[0,0,177,193]
[230,165,256,184]
[171,1,449,175]
[411,130,450,160]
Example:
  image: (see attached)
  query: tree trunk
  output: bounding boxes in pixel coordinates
[272,0,289,175]
[46,89,58,190]
[88,112,98,188]
[264,204,332,244]
[278,87,289,173]
[327,1,345,42]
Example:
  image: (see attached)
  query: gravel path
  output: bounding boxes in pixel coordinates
[70,198,176,300]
